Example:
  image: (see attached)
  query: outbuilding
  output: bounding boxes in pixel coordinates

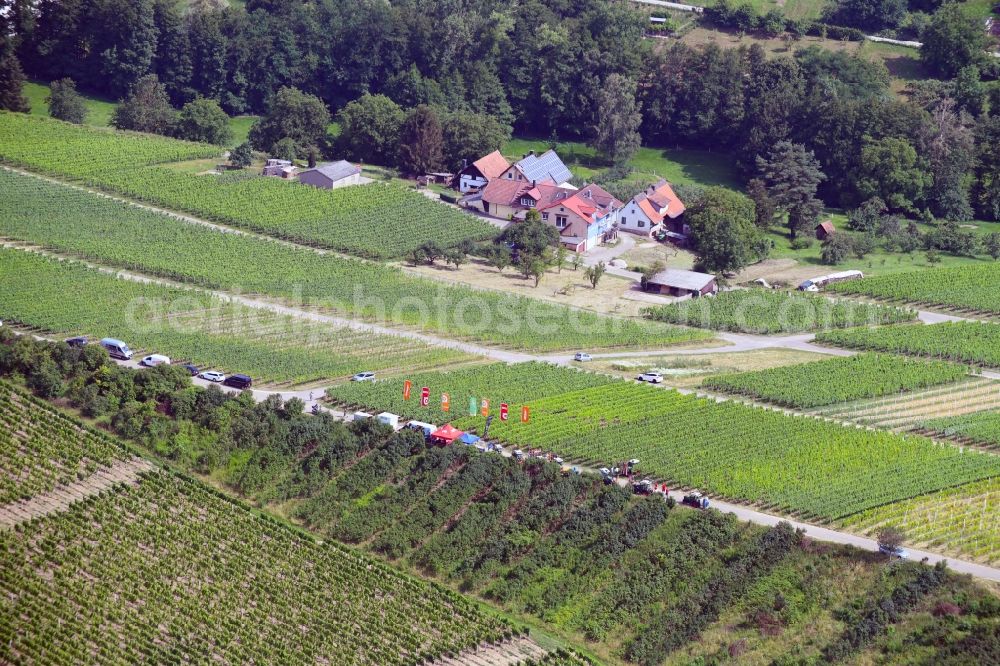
[816,220,836,241]
[298,160,362,190]
[645,268,718,298]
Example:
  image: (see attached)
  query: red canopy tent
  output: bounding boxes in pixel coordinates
[430,423,465,446]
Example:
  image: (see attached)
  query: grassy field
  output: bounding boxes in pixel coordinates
[502,137,741,190]
[23,80,118,127]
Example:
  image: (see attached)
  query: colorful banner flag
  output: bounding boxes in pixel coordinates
[483,415,494,438]
[521,405,530,423]
[500,403,509,422]
[468,396,477,416]
[403,380,412,401]
[420,386,429,407]
[441,392,450,412]
[480,398,490,417]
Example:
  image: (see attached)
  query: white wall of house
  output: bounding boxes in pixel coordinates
[459,174,487,193]
[618,202,659,236]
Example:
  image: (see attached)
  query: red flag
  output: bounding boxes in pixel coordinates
[420,386,430,407]
[403,380,412,401]
[500,403,509,422]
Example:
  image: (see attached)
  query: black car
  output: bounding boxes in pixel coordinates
[65,336,88,348]
[181,363,199,376]
[223,374,252,390]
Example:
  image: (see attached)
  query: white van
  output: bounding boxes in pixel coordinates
[100,338,133,360]
[140,354,170,368]
[377,412,401,430]
[352,411,373,422]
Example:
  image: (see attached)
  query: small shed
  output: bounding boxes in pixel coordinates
[262,158,295,178]
[298,160,362,190]
[430,423,465,446]
[646,268,718,298]
[816,220,836,241]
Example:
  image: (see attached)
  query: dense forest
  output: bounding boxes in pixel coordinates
[0,0,997,221]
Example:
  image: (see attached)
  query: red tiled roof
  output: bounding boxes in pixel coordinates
[646,180,685,218]
[636,197,663,225]
[817,221,836,234]
[472,150,510,180]
[481,178,567,209]
[538,183,622,226]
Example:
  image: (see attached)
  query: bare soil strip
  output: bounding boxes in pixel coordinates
[0,457,154,528]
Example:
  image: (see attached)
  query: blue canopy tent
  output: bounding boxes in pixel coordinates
[459,433,481,445]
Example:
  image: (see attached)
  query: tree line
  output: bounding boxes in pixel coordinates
[0,0,996,232]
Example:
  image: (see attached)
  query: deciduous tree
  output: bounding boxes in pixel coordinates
[921,3,986,77]
[249,87,331,157]
[47,78,87,123]
[175,97,232,145]
[111,74,175,135]
[336,93,404,166]
[685,187,767,274]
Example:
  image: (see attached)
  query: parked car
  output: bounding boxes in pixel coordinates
[64,336,88,348]
[199,371,225,382]
[352,371,376,382]
[223,374,252,390]
[878,544,910,560]
[181,363,199,376]
[573,352,592,362]
[140,354,170,368]
[99,338,132,360]
[637,372,663,384]
[682,491,710,509]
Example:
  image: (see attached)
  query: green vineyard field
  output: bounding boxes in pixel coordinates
[327,362,615,424]
[922,411,1000,448]
[0,112,495,260]
[0,248,470,384]
[329,369,1000,520]
[817,322,1000,368]
[642,289,915,334]
[0,169,707,352]
[842,477,1000,565]
[702,353,969,408]
[830,264,1000,315]
[0,385,511,665]
[0,383,129,503]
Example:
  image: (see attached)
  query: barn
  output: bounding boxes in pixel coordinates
[645,268,718,298]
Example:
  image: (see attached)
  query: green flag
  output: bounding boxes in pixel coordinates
[468,396,477,416]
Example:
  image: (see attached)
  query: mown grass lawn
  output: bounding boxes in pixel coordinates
[24,80,118,127]
[502,136,740,190]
